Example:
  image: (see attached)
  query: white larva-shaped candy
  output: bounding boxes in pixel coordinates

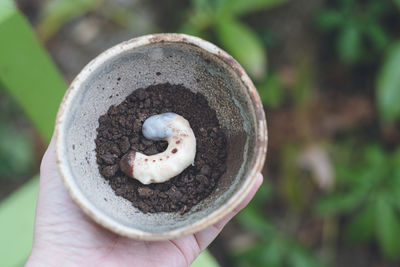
[119,113,196,184]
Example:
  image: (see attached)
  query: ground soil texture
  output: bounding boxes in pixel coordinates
[95,83,227,214]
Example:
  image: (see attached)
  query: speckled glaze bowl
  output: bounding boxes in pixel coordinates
[55,33,267,240]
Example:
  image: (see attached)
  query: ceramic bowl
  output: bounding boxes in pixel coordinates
[55,33,267,240]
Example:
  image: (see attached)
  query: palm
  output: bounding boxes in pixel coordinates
[28,140,262,267]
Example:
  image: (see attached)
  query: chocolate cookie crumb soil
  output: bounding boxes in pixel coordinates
[95,83,227,214]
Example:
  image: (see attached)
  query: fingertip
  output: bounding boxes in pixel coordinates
[255,173,263,187]
[249,173,263,194]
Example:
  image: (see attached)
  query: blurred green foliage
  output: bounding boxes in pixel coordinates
[316,0,392,64]
[0,1,232,266]
[0,0,64,180]
[0,93,34,179]
[0,124,33,179]
[316,0,400,123]
[318,145,400,260]
[35,0,289,108]
[235,181,322,267]
[0,0,66,142]
[257,73,285,108]
[0,0,65,265]
[2,0,400,266]
[215,16,266,81]
[182,0,288,80]
[377,43,400,123]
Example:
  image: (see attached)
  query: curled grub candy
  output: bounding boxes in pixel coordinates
[120,113,196,184]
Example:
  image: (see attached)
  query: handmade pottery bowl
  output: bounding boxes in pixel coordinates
[55,33,267,240]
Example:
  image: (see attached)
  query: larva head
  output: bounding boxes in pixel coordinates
[142,112,178,140]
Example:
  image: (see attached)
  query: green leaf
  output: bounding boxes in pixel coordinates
[235,242,282,267]
[394,0,400,10]
[366,23,389,51]
[0,122,34,178]
[0,1,66,142]
[363,145,388,180]
[0,0,15,23]
[250,178,274,206]
[392,149,400,179]
[191,250,219,267]
[0,177,39,267]
[262,239,286,267]
[316,185,369,216]
[337,23,362,64]
[377,42,400,123]
[219,0,288,17]
[391,150,400,202]
[364,145,386,167]
[191,0,213,12]
[375,196,400,260]
[367,0,390,17]
[257,74,284,108]
[289,246,321,267]
[215,17,267,80]
[315,10,343,31]
[236,203,275,236]
[179,12,213,37]
[344,205,375,243]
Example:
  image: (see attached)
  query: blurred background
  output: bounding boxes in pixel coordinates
[1,0,400,266]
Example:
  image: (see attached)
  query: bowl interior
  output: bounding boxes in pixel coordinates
[58,40,258,236]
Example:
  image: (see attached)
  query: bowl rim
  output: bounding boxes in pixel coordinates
[55,33,268,240]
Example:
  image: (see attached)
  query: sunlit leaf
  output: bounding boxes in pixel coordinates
[375,196,400,260]
[215,17,267,80]
[0,177,39,267]
[0,3,66,142]
[377,42,400,123]
[192,250,219,267]
[0,0,15,22]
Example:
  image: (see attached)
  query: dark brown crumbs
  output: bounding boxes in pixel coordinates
[95,83,227,214]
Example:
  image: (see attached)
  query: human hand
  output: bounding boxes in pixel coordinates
[27,138,263,267]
